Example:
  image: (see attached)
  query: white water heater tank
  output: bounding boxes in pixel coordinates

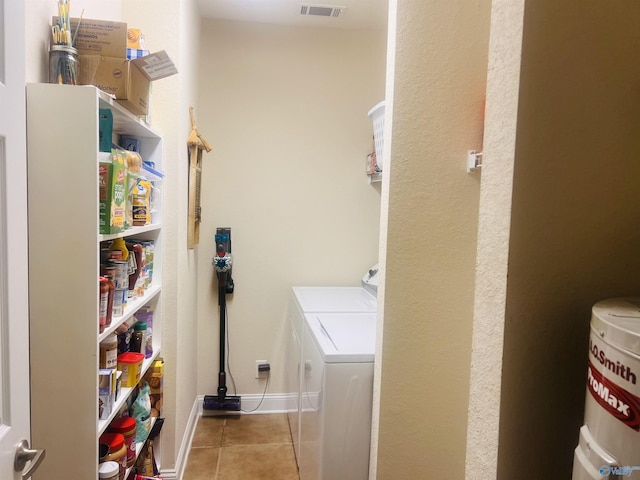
[573,297,640,479]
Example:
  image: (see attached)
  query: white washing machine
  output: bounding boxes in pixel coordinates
[299,312,376,480]
[572,297,640,479]
[285,287,377,470]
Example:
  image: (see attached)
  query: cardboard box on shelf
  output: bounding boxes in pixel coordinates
[53,17,127,57]
[99,152,126,235]
[78,51,177,116]
[54,17,178,116]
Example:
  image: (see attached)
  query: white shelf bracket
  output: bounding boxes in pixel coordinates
[467,150,483,173]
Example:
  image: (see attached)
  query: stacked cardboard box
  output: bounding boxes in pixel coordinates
[54,17,178,115]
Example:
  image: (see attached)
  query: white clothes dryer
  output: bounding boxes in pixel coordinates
[285,287,377,469]
[299,312,376,480]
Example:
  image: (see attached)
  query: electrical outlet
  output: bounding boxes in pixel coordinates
[255,360,268,379]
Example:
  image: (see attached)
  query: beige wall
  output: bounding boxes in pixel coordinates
[495,0,640,477]
[196,19,386,396]
[122,0,200,473]
[374,0,490,478]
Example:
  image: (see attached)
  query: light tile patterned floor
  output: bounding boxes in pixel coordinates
[183,413,300,480]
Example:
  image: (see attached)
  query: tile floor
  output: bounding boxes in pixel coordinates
[183,413,300,480]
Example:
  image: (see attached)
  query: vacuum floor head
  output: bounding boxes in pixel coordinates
[202,395,241,416]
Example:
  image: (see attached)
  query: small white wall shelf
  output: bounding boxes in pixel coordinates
[467,150,483,173]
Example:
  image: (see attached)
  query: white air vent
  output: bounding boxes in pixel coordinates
[299,4,346,18]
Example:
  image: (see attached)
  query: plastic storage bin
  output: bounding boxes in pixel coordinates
[368,101,385,171]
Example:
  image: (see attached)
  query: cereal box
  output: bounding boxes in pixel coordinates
[99,150,126,234]
[99,368,115,420]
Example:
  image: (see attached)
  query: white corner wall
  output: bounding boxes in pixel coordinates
[374,0,491,477]
[196,19,386,397]
[369,0,397,476]
[465,1,525,478]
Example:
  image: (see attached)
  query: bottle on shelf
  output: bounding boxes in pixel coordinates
[134,308,154,359]
[99,334,118,369]
[131,321,147,354]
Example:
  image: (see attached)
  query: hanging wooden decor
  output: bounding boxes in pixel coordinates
[187,106,212,249]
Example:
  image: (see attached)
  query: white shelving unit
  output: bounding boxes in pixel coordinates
[26,83,164,479]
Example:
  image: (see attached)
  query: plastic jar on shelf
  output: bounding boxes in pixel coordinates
[117,352,145,388]
[108,416,137,467]
[99,432,126,480]
[98,461,120,480]
[48,45,78,85]
[100,334,118,369]
[99,443,109,463]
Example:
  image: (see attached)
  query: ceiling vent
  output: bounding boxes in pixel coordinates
[299,4,346,18]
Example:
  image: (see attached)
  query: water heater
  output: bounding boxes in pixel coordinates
[573,297,640,479]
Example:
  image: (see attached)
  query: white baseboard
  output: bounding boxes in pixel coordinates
[159,467,178,480]
[232,392,295,414]
[159,396,201,480]
[159,393,294,479]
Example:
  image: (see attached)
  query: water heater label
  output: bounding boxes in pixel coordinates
[587,360,640,430]
[590,338,637,385]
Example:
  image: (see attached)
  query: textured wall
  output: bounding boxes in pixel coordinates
[374,0,490,477]
[465,1,525,478]
[196,20,386,396]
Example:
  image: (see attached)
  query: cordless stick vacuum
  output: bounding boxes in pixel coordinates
[203,228,241,414]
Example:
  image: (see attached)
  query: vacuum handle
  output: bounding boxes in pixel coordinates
[218,279,227,379]
[213,229,234,293]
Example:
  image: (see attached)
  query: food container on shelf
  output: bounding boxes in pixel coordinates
[98,460,119,480]
[117,352,144,387]
[108,416,137,467]
[99,432,126,480]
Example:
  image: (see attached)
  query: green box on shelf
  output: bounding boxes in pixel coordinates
[99,108,113,153]
[99,151,126,234]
